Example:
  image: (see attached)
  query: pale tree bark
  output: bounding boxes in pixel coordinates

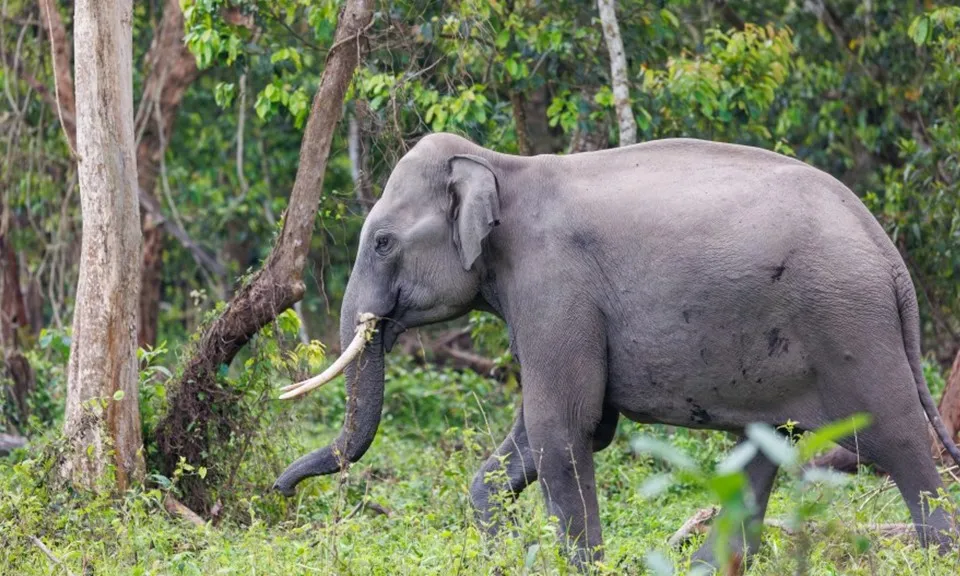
[597,0,637,146]
[155,0,374,512]
[62,0,144,491]
[348,100,376,213]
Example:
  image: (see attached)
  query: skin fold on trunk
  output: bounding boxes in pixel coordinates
[273,300,385,495]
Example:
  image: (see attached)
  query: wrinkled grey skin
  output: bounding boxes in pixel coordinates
[275,133,960,569]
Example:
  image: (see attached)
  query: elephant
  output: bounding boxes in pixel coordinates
[273,132,960,569]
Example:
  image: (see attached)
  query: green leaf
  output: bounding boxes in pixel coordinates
[717,441,758,475]
[707,471,747,502]
[798,413,872,461]
[524,543,540,568]
[745,423,797,467]
[644,550,674,576]
[495,28,510,49]
[639,473,674,499]
[909,16,930,46]
[660,8,679,29]
[255,92,273,120]
[631,436,696,471]
[113,390,125,401]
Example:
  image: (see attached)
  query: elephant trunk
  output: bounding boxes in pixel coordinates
[273,295,386,496]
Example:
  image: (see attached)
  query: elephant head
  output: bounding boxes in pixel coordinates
[273,134,502,495]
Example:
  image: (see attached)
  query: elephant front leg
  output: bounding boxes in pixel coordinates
[470,405,538,533]
[517,312,608,570]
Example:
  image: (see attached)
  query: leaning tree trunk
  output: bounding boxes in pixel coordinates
[597,0,636,146]
[154,0,374,512]
[62,0,144,491]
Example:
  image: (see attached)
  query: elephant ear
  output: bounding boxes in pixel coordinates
[447,154,500,271]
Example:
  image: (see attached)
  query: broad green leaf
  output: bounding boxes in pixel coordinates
[745,423,797,467]
[798,413,872,461]
[639,473,674,499]
[644,551,674,576]
[909,16,930,46]
[631,436,696,471]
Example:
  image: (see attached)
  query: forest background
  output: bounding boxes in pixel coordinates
[1,0,960,574]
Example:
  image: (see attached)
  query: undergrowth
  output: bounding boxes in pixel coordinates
[2,327,960,574]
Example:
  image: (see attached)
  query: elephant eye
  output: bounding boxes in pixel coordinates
[374,233,392,255]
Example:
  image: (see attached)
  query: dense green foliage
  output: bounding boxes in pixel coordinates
[2,0,960,574]
[3,358,960,574]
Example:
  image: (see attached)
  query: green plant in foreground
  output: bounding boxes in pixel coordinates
[635,414,874,575]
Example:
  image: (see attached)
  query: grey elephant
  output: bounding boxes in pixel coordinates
[274,132,960,569]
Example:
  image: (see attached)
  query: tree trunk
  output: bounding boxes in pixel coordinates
[935,348,960,455]
[1,226,35,428]
[597,0,637,146]
[154,0,374,511]
[509,92,532,156]
[348,101,376,213]
[62,0,144,491]
[135,0,202,347]
[40,0,202,349]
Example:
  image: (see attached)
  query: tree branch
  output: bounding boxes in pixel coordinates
[38,0,76,155]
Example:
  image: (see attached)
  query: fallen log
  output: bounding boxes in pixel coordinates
[670,506,918,548]
[0,432,27,455]
[394,328,515,380]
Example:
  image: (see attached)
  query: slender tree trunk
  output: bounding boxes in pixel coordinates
[155,0,374,511]
[62,0,144,491]
[509,92,532,156]
[597,0,637,146]
[348,101,376,213]
[135,0,202,347]
[1,226,35,428]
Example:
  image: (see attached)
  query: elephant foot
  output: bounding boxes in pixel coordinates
[689,539,747,575]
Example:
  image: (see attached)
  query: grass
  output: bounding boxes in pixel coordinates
[2,359,960,575]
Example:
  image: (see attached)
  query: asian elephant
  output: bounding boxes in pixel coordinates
[273,132,960,569]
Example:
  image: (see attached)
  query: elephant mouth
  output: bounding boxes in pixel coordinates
[381,287,406,352]
[381,317,407,352]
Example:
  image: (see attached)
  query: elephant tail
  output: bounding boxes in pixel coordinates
[895,269,960,468]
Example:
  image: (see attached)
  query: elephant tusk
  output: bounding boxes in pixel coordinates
[278,313,378,400]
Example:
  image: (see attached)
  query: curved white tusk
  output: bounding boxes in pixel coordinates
[279,313,378,400]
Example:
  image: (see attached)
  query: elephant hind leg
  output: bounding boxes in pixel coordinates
[818,355,956,550]
[690,436,780,571]
[470,406,538,533]
[592,402,620,452]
